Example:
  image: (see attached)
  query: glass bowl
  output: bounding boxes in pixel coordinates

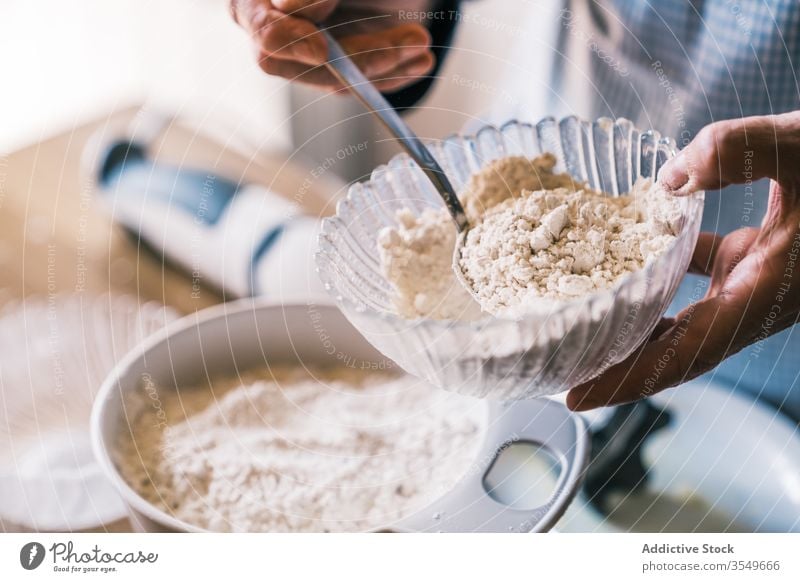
[315,117,704,399]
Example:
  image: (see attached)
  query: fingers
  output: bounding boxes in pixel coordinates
[259,50,434,91]
[658,110,800,196]
[234,0,337,24]
[339,23,431,78]
[688,232,724,276]
[687,228,760,296]
[235,0,433,91]
[649,317,676,340]
[370,52,436,92]
[258,23,431,89]
[566,220,794,412]
[235,1,327,65]
[705,227,760,296]
[566,291,746,411]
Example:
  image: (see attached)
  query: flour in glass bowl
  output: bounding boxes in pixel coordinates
[117,365,483,532]
[459,177,682,315]
[377,154,575,320]
[377,154,682,318]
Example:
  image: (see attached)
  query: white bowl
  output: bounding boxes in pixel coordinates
[316,117,704,399]
[91,301,588,532]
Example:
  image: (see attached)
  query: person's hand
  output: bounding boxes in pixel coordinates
[567,111,800,411]
[230,0,435,92]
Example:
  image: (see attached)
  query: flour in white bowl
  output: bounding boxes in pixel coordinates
[118,366,483,532]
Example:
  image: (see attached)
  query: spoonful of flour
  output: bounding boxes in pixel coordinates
[458,177,681,314]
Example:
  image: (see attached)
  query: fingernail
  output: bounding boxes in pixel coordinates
[658,153,689,194]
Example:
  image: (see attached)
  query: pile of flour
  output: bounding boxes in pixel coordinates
[457,154,576,222]
[377,155,575,320]
[377,208,479,320]
[377,155,682,318]
[459,178,681,314]
[118,366,482,532]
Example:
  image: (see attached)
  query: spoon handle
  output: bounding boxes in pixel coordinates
[322,30,469,232]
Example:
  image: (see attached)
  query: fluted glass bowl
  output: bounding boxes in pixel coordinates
[316,117,704,399]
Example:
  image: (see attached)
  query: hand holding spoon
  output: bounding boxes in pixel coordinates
[321,31,481,302]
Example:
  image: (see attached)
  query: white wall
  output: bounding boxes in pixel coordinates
[0,0,291,154]
[407,0,549,137]
[0,0,548,153]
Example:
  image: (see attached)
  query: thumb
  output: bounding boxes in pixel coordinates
[658,111,800,196]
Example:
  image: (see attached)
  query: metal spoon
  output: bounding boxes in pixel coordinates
[322,30,469,232]
[322,31,480,303]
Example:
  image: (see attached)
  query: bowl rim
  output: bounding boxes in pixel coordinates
[315,116,705,329]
